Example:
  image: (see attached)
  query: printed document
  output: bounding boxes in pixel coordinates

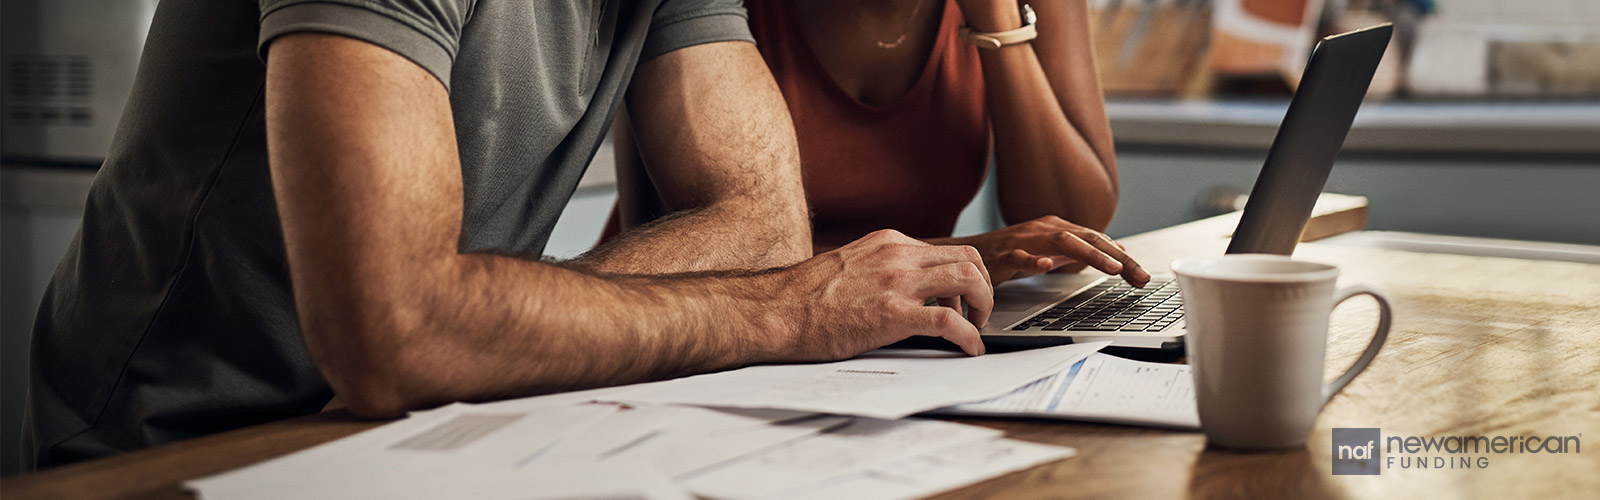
[187,403,655,500]
[583,409,852,478]
[188,342,1117,500]
[612,342,1109,419]
[775,437,1077,500]
[681,418,1002,499]
[938,352,1200,429]
[188,401,837,500]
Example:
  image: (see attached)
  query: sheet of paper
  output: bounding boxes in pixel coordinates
[939,352,1200,429]
[439,384,637,415]
[626,413,853,479]
[196,459,693,500]
[528,402,848,479]
[508,462,694,500]
[190,394,844,500]
[612,342,1110,419]
[188,403,622,500]
[681,418,1004,500]
[776,438,1077,500]
[529,403,697,465]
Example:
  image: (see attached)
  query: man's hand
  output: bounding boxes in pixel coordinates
[778,230,993,359]
[937,216,1149,286]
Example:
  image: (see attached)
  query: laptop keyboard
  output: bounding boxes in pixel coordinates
[1009,277,1183,332]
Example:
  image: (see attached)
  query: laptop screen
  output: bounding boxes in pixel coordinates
[1226,24,1393,256]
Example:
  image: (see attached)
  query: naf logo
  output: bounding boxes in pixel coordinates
[1333,428,1381,475]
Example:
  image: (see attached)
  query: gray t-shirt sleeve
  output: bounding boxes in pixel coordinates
[257,0,474,88]
[641,0,755,63]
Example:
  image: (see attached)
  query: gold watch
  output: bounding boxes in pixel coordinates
[959,4,1038,49]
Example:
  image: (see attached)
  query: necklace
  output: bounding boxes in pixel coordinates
[853,0,933,49]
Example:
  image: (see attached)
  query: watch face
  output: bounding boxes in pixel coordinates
[1023,4,1037,25]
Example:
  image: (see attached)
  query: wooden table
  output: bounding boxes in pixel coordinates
[6,206,1598,500]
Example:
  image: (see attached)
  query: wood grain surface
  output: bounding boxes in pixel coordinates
[5,202,1597,500]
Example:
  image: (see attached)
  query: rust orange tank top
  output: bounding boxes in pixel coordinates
[747,0,990,248]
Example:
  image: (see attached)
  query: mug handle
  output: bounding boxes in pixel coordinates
[1322,285,1392,403]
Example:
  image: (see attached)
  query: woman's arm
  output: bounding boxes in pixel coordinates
[959,0,1118,231]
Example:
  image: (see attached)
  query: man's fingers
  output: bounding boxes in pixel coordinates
[913,262,994,328]
[896,244,991,287]
[918,307,986,356]
[956,245,992,287]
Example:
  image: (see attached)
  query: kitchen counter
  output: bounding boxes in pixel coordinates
[0,139,620,212]
[1107,99,1600,155]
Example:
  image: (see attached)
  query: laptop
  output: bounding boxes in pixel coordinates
[977,24,1393,355]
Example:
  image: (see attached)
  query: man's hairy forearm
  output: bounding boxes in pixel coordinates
[332,250,797,416]
[264,36,996,421]
[573,201,809,274]
[263,34,802,418]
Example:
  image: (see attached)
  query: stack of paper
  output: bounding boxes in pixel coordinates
[189,401,1073,500]
[188,343,1111,500]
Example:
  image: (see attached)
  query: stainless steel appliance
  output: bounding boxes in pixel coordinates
[2,0,159,164]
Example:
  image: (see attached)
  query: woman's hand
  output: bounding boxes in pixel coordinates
[938,216,1150,286]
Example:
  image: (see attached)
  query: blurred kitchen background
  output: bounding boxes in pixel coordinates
[2,0,1598,475]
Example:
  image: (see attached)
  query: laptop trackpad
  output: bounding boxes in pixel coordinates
[994,291,1065,312]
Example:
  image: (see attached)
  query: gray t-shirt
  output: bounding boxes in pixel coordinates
[23,0,752,469]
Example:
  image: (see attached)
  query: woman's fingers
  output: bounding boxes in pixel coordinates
[994,249,1054,280]
[963,219,1149,286]
[1011,231,1149,287]
[1056,260,1089,273]
[1031,231,1122,275]
[1072,229,1150,286]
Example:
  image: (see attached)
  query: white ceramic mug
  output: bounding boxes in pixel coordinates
[1172,254,1391,450]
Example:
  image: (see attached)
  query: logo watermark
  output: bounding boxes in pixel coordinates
[1332,428,1382,475]
[1332,428,1582,475]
